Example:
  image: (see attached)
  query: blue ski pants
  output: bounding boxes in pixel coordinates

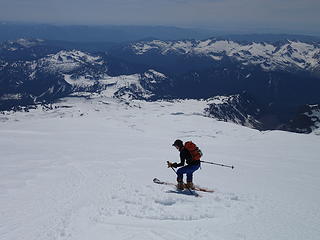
[176,163,200,182]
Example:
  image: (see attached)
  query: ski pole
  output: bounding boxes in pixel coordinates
[170,166,177,174]
[200,160,234,169]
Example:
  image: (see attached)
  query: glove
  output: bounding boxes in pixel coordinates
[167,161,174,168]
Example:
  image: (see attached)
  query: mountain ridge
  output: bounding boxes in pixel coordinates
[1,38,320,133]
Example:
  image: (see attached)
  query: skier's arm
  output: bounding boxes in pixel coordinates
[172,152,186,168]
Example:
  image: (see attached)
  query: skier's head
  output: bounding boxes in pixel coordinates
[172,139,183,149]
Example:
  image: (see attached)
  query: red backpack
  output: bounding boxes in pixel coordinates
[184,141,203,161]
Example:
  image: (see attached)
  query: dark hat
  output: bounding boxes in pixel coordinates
[172,139,183,147]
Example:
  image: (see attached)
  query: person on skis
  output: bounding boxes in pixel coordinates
[167,139,201,190]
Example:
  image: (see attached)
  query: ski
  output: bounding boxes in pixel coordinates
[153,178,200,197]
[153,178,214,193]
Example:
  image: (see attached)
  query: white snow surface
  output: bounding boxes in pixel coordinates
[1,98,320,240]
[132,40,320,71]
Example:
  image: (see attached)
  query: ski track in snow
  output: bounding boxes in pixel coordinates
[1,97,320,240]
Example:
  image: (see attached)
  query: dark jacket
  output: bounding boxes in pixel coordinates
[173,147,200,167]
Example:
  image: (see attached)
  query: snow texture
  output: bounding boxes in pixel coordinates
[1,97,320,240]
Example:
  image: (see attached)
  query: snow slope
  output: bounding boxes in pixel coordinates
[1,97,320,240]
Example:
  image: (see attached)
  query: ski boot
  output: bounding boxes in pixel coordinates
[186,181,195,190]
[176,181,184,190]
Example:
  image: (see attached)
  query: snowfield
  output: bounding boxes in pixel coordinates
[1,97,320,240]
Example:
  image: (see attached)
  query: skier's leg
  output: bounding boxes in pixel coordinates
[176,167,187,190]
[186,173,193,183]
[176,166,187,182]
[186,164,201,182]
[176,164,200,189]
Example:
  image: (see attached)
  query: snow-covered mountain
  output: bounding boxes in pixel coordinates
[38,50,172,100]
[130,39,320,73]
[0,38,64,61]
[38,50,105,72]
[0,48,172,110]
[1,38,45,49]
[66,69,171,100]
[1,38,320,133]
[283,104,320,133]
[204,94,263,130]
[114,38,320,131]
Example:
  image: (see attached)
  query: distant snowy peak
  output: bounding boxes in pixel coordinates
[140,69,170,89]
[14,38,44,47]
[205,94,263,129]
[102,69,170,101]
[284,104,320,133]
[66,69,170,100]
[142,69,167,80]
[2,50,103,79]
[0,38,45,51]
[38,50,105,72]
[306,105,320,133]
[131,39,320,72]
[0,49,108,109]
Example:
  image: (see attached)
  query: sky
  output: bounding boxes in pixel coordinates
[0,0,320,35]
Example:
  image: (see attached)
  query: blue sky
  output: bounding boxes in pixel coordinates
[1,0,319,35]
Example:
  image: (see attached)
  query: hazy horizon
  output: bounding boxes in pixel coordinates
[1,21,320,38]
[1,0,320,36]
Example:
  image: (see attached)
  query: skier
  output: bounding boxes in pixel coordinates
[167,139,201,190]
